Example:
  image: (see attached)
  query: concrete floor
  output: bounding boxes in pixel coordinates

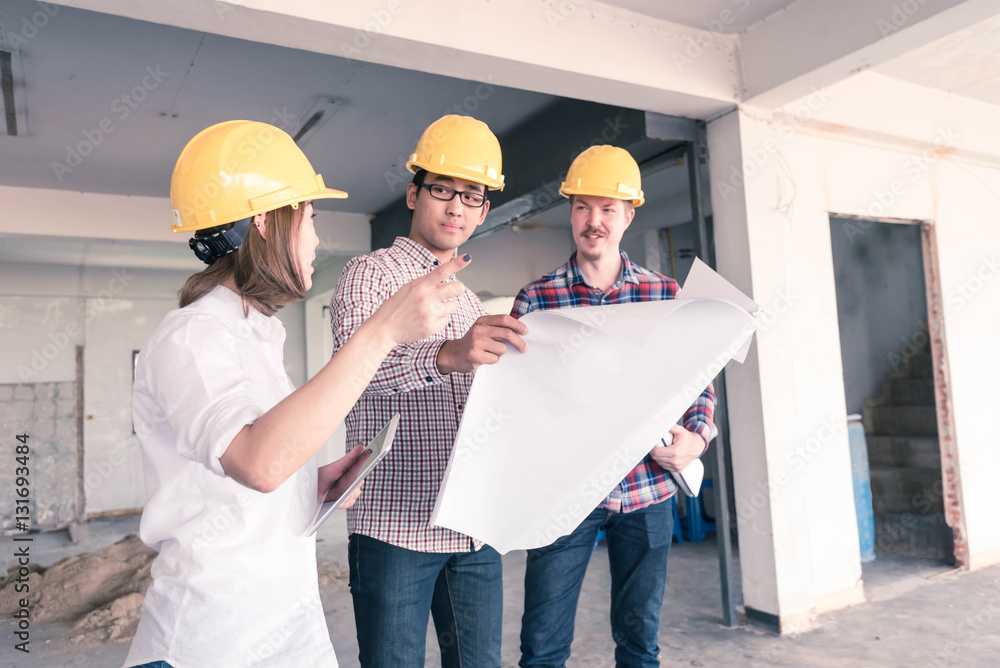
[3,515,998,667]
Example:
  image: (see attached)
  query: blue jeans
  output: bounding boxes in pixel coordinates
[129,663,173,668]
[520,500,674,668]
[348,533,503,667]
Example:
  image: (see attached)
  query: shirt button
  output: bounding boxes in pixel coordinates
[302,473,308,482]
[458,404,464,410]
[425,376,434,382]
[433,260,440,266]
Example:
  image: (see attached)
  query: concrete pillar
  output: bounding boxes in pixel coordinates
[707,110,865,633]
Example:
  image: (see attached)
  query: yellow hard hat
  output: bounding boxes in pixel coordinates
[170,120,347,233]
[559,145,644,207]
[406,115,505,191]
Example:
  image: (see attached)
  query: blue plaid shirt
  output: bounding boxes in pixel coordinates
[511,251,716,512]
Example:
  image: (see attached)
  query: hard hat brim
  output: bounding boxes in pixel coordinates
[406,158,505,191]
[559,184,644,207]
[171,186,348,233]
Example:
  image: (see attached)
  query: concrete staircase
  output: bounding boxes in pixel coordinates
[863,346,954,561]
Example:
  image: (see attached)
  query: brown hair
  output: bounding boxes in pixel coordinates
[179,203,306,316]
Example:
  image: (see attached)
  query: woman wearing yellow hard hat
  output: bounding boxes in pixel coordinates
[124,120,470,668]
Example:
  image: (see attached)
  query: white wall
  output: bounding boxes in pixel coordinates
[304,261,349,469]
[917,162,1000,570]
[279,301,307,388]
[708,108,1000,631]
[822,131,1000,571]
[460,226,574,298]
[1,295,84,385]
[1,262,312,515]
[1,263,187,515]
[709,111,857,632]
[83,296,175,513]
[1,264,190,385]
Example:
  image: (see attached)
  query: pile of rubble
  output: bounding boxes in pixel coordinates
[0,534,156,643]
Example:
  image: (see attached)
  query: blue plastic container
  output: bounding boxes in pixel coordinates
[847,417,876,563]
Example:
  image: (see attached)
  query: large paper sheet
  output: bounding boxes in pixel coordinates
[430,259,760,553]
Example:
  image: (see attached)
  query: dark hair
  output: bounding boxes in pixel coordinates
[412,168,427,192]
[410,168,491,203]
[178,203,307,317]
[407,169,428,217]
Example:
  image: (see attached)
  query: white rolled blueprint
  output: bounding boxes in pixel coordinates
[430,259,761,553]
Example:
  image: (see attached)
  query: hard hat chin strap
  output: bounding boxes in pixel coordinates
[189,217,252,265]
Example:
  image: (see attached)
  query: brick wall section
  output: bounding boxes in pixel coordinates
[0,382,79,532]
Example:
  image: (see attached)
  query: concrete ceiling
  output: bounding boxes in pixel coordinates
[0,0,702,270]
[874,14,1000,106]
[604,0,799,33]
[2,0,996,270]
[0,0,556,214]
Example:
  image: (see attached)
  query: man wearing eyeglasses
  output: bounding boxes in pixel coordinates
[330,115,528,667]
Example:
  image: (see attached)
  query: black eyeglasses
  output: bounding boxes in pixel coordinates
[419,183,487,208]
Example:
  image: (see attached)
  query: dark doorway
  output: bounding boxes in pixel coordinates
[829,216,954,584]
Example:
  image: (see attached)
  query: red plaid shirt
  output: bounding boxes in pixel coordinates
[511,251,716,513]
[330,237,486,553]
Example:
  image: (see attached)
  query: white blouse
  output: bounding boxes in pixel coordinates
[124,285,337,668]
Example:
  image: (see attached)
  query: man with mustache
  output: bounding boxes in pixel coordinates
[512,145,716,668]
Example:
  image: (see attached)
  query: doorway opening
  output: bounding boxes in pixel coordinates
[829,215,961,589]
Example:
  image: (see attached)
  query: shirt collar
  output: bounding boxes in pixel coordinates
[391,236,449,270]
[208,285,286,343]
[567,250,640,289]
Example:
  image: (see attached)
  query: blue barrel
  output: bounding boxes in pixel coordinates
[847,417,876,563]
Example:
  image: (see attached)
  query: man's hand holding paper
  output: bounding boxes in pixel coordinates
[649,425,706,473]
[437,314,529,374]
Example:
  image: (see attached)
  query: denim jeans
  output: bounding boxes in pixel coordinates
[348,533,503,667]
[129,663,174,668]
[519,500,674,668]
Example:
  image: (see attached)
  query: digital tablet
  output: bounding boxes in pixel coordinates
[306,414,400,537]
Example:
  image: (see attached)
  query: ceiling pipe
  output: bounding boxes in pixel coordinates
[1,50,17,136]
[291,97,339,148]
